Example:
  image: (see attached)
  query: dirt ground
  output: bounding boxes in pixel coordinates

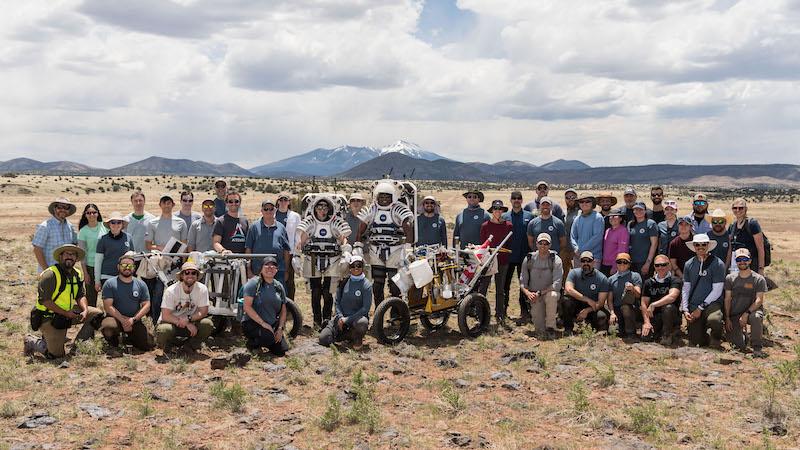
[1,175,800,450]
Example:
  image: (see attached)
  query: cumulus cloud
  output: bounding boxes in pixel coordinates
[0,0,799,168]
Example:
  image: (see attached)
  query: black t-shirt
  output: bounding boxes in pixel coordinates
[651,209,666,224]
[212,214,249,253]
[729,218,763,259]
[642,275,682,304]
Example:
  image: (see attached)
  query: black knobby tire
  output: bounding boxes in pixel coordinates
[284,299,303,338]
[373,297,411,345]
[457,293,491,338]
[419,311,450,332]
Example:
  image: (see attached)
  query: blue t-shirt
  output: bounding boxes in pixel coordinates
[628,219,658,264]
[566,268,610,302]
[453,207,490,248]
[527,216,566,253]
[416,214,447,246]
[503,209,534,264]
[245,220,290,273]
[101,277,150,317]
[607,271,643,308]
[241,277,286,327]
[96,231,134,277]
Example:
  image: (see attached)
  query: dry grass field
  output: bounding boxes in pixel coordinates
[1,175,800,449]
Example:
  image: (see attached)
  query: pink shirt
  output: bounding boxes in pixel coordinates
[603,225,629,268]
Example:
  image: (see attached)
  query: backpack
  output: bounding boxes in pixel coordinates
[525,250,556,272]
[732,219,771,267]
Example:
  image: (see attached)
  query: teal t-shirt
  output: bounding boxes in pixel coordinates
[78,223,108,267]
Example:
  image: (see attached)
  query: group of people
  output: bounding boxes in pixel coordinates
[24,178,771,359]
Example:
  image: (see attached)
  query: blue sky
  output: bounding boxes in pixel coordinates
[1,0,799,168]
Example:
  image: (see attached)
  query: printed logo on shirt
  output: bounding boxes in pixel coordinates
[671,231,676,237]
[319,228,328,237]
[639,228,645,234]
[355,290,362,297]
[722,242,728,248]
[700,270,708,276]
[548,226,554,231]
[744,283,753,289]
[230,223,246,243]
[590,284,597,290]
[432,223,438,228]
[473,215,479,220]
[379,214,387,222]
[133,290,140,298]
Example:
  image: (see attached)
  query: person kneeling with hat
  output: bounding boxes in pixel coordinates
[155,261,214,353]
[25,244,103,358]
[724,249,768,358]
[680,234,726,348]
[241,255,289,355]
[99,253,153,353]
[319,255,372,349]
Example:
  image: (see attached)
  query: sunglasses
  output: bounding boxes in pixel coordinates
[202,204,215,209]
[654,262,670,268]
[109,220,124,225]
[181,199,193,203]
[263,263,278,269]
[735,257,751,263]
[732,206,745,211]
[536,187,548,191]
[694,243,708,247]
[226,199,240,204]
[119,263,136,270]
[615,260,631,265]
[537,241,550,245]
[466,195,479,199]
[55,204,71,210]
[651,193,663,197]
[350,263,364,269]
[711,220,726,225]
[85,211,98,215]
[511,197,522,200]
[580,258,593,263]
[693,201,707,206]
[579,200,592,204]
[183,270,199,276]
[565,196,577,200]
[262,207,275,212]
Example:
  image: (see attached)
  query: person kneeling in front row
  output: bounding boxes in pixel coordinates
[725,248,768,358]
[99,253,153,352]
[241,256,289,356]
[155,261,214,353]
[319,255,372,349]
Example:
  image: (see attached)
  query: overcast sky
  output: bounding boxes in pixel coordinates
[2,0,799,169]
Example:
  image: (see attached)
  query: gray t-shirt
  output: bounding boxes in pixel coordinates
[96,232,134,277]
[187,217,215,252]
[176,211,202,230]
[416,214,447,246]
[724,272,767,316]
[145,215,188,248]
[213,214,249,253]
[709,231,730,262]
[527,216,566,253]
[657,220,678,256]
[454,207,490,248]
[242,277,285,328]
[101,277,150,317]
[607,271,643,308]
[125,212,155,252]
[566,268,610,302]
[683,256,726,311]
[628,219,658,264]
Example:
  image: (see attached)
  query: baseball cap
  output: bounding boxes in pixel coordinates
[734,248,751,259]
[349,193,365,202]
[261,255,278,267]
[564,188,578,196]
[349,254,365,265]
[624,186,637,196]
[159,193,174,202]
[664,200,678,210]
[535,181,549,189]
[693,193,707,202]
[214,178,227,187]
[633,201,647,210]
[615,252,631,262]
[261,199,275,208]
[536,233,551,243]
[539,196,554,206]
[580,251,594,260]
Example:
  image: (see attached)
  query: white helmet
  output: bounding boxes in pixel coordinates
[372,180,399,203]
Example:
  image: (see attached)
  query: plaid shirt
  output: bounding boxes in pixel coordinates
[32,216,77,271]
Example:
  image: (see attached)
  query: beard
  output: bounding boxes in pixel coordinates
[61,258,75,268]
[652,198,662,205]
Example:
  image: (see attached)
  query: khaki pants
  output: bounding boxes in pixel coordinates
[530,291,559,333]
[40,307,103,357]
[100,316,152,351]
[155,318,214,349]
[687,302,723,347]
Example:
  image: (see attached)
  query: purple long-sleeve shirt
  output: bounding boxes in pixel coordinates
[602,225,629,267]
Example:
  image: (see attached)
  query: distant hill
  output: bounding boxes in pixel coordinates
[337,154,800,186]
[0,158,97,174]
[105,156,254,176]
[251,140,449,176]
[540,159,591,171]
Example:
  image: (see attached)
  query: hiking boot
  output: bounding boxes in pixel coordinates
[563,328,575,337]
[546,328,558,340]
[24,334,45,356]
[515,313,531,326]
[660,334,673,346]
[752,349,768,359]
[709,337,723,349]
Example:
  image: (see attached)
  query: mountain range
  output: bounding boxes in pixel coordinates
[3,141,799,185]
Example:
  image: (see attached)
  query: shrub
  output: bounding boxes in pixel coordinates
[209,381,247,413]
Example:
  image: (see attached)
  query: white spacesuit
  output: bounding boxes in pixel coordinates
[356,180,414,306]
[294,194,352,328]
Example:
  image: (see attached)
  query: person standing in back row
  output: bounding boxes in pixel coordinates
[478,200,513,327]
[416,196,447,246]
[685,193,711,235]
[213,190,249,254]
[275,193,301,299]
[650,186,666,224]
[453,189,490,249]
[524,181,564,221]
[125,191,155,253]
[628,202,658,277]
[33,198,78,273]
[503,191,535,324]
[176,191,202,229]
[570,193,604,268]
[728,198,766,274]
[213,179,227,218]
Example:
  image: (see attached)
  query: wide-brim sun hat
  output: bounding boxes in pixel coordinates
[685,233,717,252]
[463,189,485,203]
[595,192,618,206]
[48,197,77,217]
[53,243,85,262]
